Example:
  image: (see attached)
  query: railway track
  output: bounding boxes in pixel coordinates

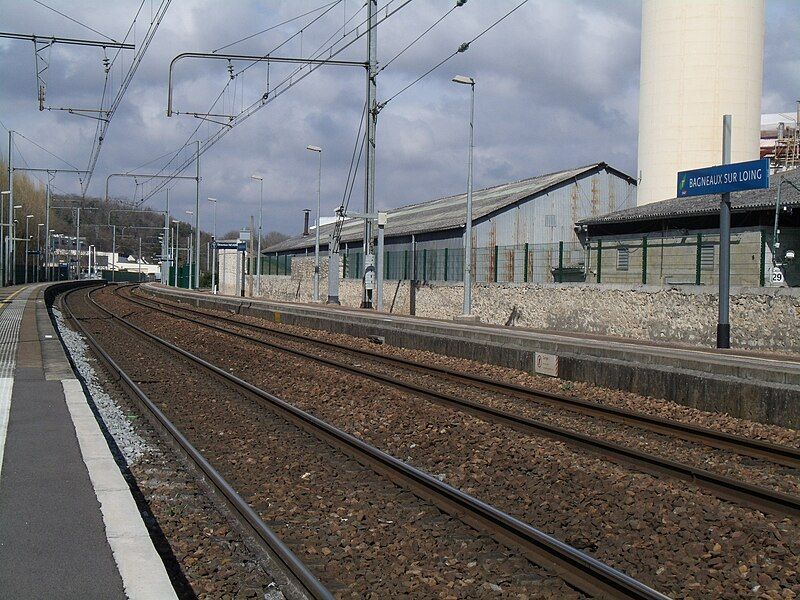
[60,285,334,600]
[67,283,668,599]
[126,285,800,468]
[118,284,800,517]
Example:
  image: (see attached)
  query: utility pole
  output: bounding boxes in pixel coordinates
[111,225,116,283]
[75,207,80,280]
[44,175,51,281]
[194,140,201,288]
[361,0,377,308]
[717,115,732,349]
[6,130,13,286]
[162,190,170,284]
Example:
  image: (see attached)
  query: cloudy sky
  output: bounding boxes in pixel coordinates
[1,0,798,237]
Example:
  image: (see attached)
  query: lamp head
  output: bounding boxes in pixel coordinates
[250,175,263,181]
[306,145,322,153]
[452,75,475,85]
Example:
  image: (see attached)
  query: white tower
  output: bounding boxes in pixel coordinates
[637,0,765,206]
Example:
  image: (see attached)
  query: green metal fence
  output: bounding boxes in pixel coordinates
[271,228,799,288]
[587,227,799,287]
[341,242,586,284]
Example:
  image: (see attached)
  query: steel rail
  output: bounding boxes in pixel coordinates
[116,285,800,517]
[60,284,333,600]
[90,285,669,600]
[130,285,800,469]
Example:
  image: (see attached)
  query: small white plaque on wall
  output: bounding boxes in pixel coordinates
[534,352,559,377]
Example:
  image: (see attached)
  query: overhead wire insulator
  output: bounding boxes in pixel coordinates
[227,60,234,80]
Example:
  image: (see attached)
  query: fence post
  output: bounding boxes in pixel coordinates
[695,233,702,285]
[557,241,564,283]
[404,250,409,280]
[596,240,602,283]
[642,236,648,285]
[523,243,529,283]
[493,245,499,283]
[444,248,449,281]
[759,229,766,287]
[423,249,427,281]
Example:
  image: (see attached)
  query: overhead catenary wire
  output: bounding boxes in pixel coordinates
[137,1,363,193]
[138,0,415,206]
[81,0,172,195]
[378,1,462,74]
[380,0,529,109]
[13,130,83,172]
[31,0,119,43]
[212,1,341,54]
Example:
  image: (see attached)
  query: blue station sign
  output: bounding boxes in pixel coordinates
[677,158,769,197]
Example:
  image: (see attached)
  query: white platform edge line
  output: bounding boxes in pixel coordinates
[61,378,177,600]
[0,377,13,482]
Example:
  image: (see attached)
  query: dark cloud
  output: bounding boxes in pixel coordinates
[1,0,797,237]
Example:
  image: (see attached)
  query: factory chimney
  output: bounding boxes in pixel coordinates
[302,209,310,236]
[637,0,765,205]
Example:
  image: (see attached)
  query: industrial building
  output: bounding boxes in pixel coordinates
[265,162,636,284]
[577,167,800,287]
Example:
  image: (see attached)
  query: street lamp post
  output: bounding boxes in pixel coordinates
[24,214,33,284]
[185,210,194,287]
[452,75,476,317]
[36,223,43,282]
[250,176,264,296]
[0,190,9,286]
[208,197,218,293]
[12,205,21,284]
[306,145,322,302]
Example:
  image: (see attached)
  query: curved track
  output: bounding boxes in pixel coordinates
[118,284,800,517]
[68,283,668,600]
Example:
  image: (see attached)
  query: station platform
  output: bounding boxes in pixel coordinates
[144,283,800,429]
[0,282,175,599]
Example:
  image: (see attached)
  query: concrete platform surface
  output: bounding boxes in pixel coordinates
[0,283,176,599]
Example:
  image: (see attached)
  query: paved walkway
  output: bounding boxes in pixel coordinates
[0,283,176,599]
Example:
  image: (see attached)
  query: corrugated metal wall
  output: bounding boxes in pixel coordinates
[281,169,636,282]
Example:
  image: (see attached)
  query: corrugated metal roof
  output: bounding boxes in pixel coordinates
[578,167,800,226]
[267,162,633,252]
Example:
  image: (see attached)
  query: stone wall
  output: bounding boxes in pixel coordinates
[251,256,800,353]
[250,256,411,313]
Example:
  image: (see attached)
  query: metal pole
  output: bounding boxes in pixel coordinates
[75,207,80,280]
[209,199,217,293]
[138,237,142,282]
[188,234,192,287]
[772,176,783,270]
[257,179,263,296]
[717,114,732,349]
[194,140,201,288]
[464,81,475,316]
[24,217,29,284]
[361,0,377,308]
[111,225,116,282]
[314,151,322,301]
[36,225,40,282]
[6,130,12,286]
[44,179,50,281]
[162,190,170,284]
[376,220,384,310]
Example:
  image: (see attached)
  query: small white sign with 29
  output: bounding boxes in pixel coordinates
[771,267,784,284]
